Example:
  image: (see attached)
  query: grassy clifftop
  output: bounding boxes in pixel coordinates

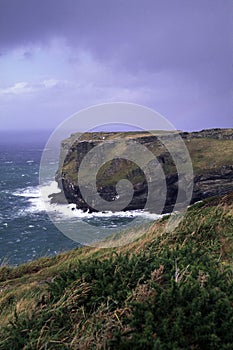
[61,128,233,180]
[0,192,232,349]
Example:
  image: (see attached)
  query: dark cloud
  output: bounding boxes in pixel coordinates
[1,1,232,93]
[0,0,232,130]
[1,0,232,67]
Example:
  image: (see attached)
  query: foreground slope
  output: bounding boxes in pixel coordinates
[0,192,232,349]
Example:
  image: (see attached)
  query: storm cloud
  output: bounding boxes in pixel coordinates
[0,0,232,131]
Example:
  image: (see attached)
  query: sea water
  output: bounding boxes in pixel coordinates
[0,131,160,265]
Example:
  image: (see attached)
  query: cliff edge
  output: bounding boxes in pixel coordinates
[50,128,233,213]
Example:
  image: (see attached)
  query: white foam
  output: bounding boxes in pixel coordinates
[13,186,42,198]
[13,185,46,214]
[12,181,61,215]
[46,203,162,222]
[12,181,163,222]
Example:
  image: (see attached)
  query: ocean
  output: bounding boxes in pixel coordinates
[0,131,160,266]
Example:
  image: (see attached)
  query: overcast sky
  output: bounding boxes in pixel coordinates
[0,0,232,132]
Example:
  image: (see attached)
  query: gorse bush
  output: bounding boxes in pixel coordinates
[0,195,232,349]
[1,246,232,349]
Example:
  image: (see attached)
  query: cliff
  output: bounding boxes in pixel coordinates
[50,128,233,213]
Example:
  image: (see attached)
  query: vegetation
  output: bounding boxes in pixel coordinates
[185,138,233,173]
[0,192,232,349]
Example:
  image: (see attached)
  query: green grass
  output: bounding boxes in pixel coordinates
[185,138,233,173]
[0,192,232,349]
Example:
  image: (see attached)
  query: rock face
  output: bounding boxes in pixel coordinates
[192,166,233,202]
[50,128,233,214]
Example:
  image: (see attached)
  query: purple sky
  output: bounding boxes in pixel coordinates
[0,0,232,132]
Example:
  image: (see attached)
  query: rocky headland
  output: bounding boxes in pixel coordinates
[50,128,233,213]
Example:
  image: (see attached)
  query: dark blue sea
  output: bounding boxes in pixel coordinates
[0,131,78,265]
[0,131,160,266]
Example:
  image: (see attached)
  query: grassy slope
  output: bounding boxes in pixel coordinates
[0,193,232,349]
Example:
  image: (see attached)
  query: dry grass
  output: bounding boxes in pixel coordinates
[0,192,232,348]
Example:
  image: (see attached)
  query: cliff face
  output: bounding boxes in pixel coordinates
[50,128,233,213]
